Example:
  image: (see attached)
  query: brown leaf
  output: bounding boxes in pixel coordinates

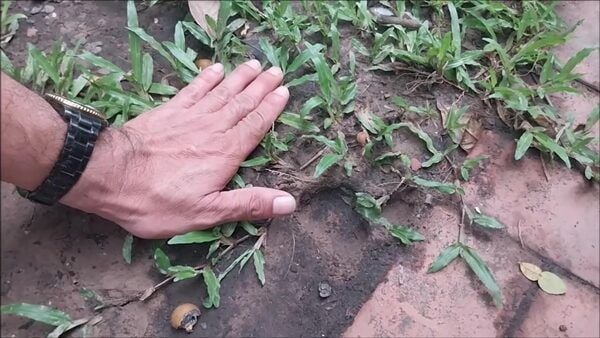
[495,101,512,128]
[519,262,542,281]
[436,97,450,127]
[188,0,219,39]
[460,117,482,153]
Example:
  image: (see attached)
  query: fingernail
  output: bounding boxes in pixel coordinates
[273,86,289,98]
[207,63,223,74]
[267,66,283,76]
[245,59,261,70]
[273,195,296,215]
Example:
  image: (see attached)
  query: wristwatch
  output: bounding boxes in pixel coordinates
[17,94,109,205]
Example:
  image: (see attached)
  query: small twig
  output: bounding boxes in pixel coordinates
[540,153,550,182]
[283,231,296,279]
[139,262,207,302]
[299,147,327,171]
[139,234,255,302]
[214,234,253,263]
[263,168,317,183]
[517,219,524,248]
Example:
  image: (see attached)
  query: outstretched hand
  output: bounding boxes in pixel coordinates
[61,60,296,238]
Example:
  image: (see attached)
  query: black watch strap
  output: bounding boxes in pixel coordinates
[18,95,107,205]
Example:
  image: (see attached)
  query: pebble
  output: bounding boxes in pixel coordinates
[318,281,332,298]
[290,263,298,273]
[26,27,37,38]
[559,325,567,332]
[43,5,55,13]
[85,41,103,54]
[424,194,433,205]
[30,6,43,15]
[199,322,207,330]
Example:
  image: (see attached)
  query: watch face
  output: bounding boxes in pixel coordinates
[45,94,108,126]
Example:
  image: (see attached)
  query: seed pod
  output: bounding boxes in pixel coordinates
[170,303,201,333]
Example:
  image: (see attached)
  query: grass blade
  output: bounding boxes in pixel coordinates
[79,52,124,74]
[127,27,176,69]
[412,176,463,195]
[163,41,199,73]
[141,53,153,92]
[428,243,462,273]
[388,226,425,245]
[252,250,266,286]
[153,248,171,274]
[0,303,71,326]
[122,233,133,264]
[127,0,142,85]
[460,246,503,308]
[514,131,533,160]
[314,153,343,177]
[202,267,221,308]
[168,231,220,245]
[447,2,461,57]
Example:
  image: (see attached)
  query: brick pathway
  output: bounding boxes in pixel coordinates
[344,2,600,337]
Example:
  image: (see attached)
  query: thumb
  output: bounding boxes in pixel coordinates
[209,187,297,223]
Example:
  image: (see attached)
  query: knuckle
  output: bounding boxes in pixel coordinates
[207,86,231,107]
[242,111,268,138]
[229,93,258,117]
[246,193,266,219]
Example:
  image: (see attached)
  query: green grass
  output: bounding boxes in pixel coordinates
[1,0,599,322]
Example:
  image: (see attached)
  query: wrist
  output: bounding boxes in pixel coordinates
[60,127,132,218]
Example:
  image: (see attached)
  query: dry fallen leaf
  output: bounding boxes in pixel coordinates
[538,271,567,295]
[188,0,219,39]
[436,97,482,153]
[435,97,450,127]
[519,262,542,281]
[460,117,482,153]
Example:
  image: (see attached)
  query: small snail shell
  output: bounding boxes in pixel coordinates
[170,303,201,333]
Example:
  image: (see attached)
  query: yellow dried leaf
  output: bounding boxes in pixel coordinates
[538,271,567,295]
[519,262,542,281]
[188,1,219,39]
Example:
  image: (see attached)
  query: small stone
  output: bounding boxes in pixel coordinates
[26,27,37,38]
[43,5,55,13]
[424,194,433,205]
[153,18,159,24]
[199,322,207,330]
[290,263,298,273]
[559,325,567,332]
[85,41,103,54]
[383,92,391,99]
[30,6,43,14]
[318,281,332,298]
[410,158,422,171]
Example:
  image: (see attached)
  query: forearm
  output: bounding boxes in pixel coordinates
[0,72,127,212]
[0,72,67,190]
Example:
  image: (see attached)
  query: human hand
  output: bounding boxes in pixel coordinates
[61,60,296,238]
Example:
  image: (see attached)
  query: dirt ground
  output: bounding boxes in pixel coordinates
[1,1,599,337]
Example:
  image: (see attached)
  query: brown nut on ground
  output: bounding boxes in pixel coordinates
[195,58,213,70]
[356,131,369,146]
[170,303,201,333]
